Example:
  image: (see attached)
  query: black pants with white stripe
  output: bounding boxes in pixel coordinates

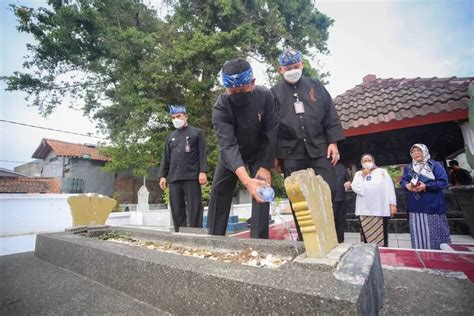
[207,162,270,239]
[169,179,203,232]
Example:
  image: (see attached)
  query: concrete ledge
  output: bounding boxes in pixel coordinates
[176,227,208,235]
[291,243,353,271]
[111,226,304,257]
[35,228,384,314]
[334,244,384,315]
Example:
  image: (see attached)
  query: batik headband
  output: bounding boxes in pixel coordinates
[169,105,186,115]
[278,49,303,66]
[222,67,253,88]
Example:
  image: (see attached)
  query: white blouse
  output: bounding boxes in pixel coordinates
[351,168,397,217]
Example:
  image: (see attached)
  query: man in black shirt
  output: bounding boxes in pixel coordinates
[158,105,208,232]
[449,160,473,185]
[271,48,345,241]
[208,58,278,239]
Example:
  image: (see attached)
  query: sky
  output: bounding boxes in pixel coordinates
[1,0,473,170]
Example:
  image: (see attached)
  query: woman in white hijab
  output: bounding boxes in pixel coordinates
[400,144,451,249]
[351,153,397,247]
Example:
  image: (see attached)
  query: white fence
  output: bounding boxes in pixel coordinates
[1,194,75,236]
[0,194,290,237]
[0,194,133,236]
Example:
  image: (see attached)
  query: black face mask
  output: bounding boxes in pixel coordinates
[229,91,252,107]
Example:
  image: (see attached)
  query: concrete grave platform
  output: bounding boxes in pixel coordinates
[0,252,169,315]
[35,226,384,315]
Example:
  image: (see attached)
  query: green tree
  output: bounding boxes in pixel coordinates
[3,0,333,181]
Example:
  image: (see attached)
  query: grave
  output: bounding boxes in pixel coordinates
[34,168,384,314]
[35,227,383,315]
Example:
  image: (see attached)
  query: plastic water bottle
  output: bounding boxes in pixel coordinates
[257,185,275,202]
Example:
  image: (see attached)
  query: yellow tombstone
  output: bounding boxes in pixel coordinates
[67,193,116,227]
[285,169,338,258]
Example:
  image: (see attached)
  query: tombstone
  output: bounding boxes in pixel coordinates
[67,193,116,227]
[137,185,150,212]
[284,168,338,257]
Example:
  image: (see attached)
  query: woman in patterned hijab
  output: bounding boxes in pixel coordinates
[400,144,451,249]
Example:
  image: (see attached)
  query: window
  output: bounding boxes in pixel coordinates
[61,177,85,193]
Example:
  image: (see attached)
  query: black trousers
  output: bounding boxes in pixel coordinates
[169,180,203,232]
[208,163,270,239]
[282,157,337,241]
[333,201,346,243]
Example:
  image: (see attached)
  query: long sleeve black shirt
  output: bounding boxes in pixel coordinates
[158,125,208,183]
[271,76,345,160]
[212,85,279,172]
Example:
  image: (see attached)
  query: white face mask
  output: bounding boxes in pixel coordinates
[283,68,303,83]
[172,118,185,129]
[362,162,374,170]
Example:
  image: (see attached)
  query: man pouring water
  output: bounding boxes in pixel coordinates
[207,58,278,239]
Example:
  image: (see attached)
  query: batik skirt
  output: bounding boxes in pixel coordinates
[359,216,389,247]
[409,212,451,249]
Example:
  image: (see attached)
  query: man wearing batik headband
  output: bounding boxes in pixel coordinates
[207,58,278,239]
[158,105,208,232]
[271,48,345,241]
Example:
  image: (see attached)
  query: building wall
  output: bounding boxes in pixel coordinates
[0,170,24,177]
[67,158,115,196]
[14,159,43,176]
[114,178,162,204]
[41,152,64,178]
[113,167,163,203]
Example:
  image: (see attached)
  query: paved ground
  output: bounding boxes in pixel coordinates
[1,251,472,315]
[0,252,169,315]
[381,268,474,315]
[344,232,473,248]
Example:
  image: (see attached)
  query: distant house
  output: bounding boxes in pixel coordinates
[14,159,43,177]
[0,167,60,193]
[32,139,115,196]
[0,168,32,178]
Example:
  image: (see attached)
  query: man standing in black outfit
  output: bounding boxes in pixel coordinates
[271,48,345,241]
[449,160,473,185]
[207,58,278,239]
[158,105,208,232]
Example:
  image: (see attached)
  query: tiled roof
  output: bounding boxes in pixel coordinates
[0,177,60,193]
[32,139,110,161]
[334,75,474,131]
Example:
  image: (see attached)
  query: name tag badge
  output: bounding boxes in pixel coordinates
[185,136,190,152]
[410,176,419,187]
[294,101,305,114]
[366,175,371,181]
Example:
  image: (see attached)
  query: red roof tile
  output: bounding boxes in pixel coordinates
[32,139,111,161]
[0,177,60,193]
[334,76,474,131]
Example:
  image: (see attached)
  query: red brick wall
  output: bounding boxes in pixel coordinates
[114,179,162,204]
